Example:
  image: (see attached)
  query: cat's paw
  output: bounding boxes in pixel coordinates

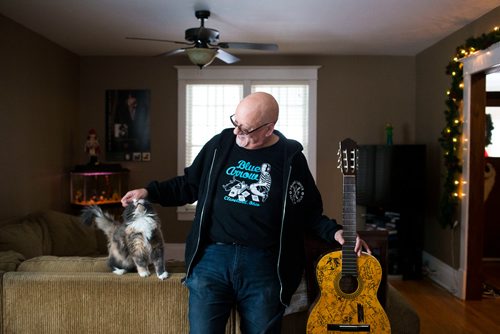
[157,271,169,280]
[112,268,127,275]
[138,270,151,278]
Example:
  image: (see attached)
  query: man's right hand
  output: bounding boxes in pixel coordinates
[121,188,148,207]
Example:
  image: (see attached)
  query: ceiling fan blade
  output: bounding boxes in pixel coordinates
[217,42,278,51]
[215,49,240,64]
[126,36,193,46]
[156,48,186,57]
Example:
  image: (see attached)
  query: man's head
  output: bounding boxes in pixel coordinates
[127,94,137,111]
[232,92,279,149]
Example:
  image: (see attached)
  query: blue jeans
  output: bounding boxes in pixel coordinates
[185,243,285,334]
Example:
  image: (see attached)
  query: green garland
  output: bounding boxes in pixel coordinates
[439,26,500,228]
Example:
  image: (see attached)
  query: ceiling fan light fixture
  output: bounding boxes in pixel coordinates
[127,10,277,66]
[186,48,217,69]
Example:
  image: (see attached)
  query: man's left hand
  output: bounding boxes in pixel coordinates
[334,230,371,256]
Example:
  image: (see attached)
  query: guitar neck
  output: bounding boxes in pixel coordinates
[342,174,357,276]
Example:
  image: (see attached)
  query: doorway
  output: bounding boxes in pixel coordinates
[483,72,500,297]
[461,42,500,300]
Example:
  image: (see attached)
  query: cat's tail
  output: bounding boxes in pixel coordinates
[80,205,118,238]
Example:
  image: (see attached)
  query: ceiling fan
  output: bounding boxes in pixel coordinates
[126,10,278,69]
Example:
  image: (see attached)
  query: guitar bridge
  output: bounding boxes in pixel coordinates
[327,324,370,332]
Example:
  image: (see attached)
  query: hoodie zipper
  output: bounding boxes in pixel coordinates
[277,165,292,306]
[185,148,218,278]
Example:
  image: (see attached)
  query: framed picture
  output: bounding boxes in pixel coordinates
[105,90,151,161]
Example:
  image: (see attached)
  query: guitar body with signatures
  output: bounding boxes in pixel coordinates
[306,251,390,333]
[306,138,391,333]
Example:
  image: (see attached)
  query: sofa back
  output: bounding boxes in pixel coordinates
[2,272,237,334]
[0,210,107,260]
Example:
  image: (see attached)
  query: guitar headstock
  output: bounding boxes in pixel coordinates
[337,138,358,176]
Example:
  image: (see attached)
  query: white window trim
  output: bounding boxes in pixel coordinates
[176,66,320,220]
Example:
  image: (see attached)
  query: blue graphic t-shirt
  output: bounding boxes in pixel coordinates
[209,139,285,248]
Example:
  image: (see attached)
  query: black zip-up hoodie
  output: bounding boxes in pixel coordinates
[146,128,341,305]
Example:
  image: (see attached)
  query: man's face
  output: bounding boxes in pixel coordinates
[232,112,273,149]
[231,92,278,149]
[127,96,137,109]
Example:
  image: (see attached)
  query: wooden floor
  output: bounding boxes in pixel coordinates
[390,277,500,333]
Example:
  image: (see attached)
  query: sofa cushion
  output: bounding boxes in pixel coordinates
[17,256,111,272]
[0,210,106,260]
[17,256,187,274]
[0,251,25,272]
[0,213,51,259]
[42,210,103,256]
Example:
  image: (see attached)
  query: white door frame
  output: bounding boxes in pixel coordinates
[458,42,500,299]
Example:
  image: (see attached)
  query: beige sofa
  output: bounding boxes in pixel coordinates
[0,210,202,334]
[0,210,419,334]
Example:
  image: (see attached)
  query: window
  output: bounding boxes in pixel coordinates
[185,84,243,164]
[177,66,319,219]
[252,84,311,161]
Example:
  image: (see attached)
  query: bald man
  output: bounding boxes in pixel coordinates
[122,92,369,334]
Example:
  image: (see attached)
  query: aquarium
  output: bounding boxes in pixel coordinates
[70,165,129,205]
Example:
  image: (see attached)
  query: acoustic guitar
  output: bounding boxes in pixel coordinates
[306,138,391,333]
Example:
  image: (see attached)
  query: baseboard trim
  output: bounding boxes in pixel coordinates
[422,251,465,299]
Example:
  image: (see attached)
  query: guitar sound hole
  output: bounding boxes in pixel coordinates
[339,275,358,294]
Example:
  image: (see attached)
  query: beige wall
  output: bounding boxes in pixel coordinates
[79,55,415,242]
[79,56,188,240]
[0,15,79,220]
[415,6,500,267]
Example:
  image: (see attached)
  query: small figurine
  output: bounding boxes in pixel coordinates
[84,129,101,165]
[74,190,83,203]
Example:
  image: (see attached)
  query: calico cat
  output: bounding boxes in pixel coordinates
[81,199,169,280]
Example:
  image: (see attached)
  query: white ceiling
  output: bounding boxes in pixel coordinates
[1,0,499,57]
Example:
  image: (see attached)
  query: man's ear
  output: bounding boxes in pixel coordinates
[265,124,275,137]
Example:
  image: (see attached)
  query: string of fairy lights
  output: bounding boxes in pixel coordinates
[438,26,500,228]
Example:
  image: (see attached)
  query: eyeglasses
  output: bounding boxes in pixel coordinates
[230,114,274,136]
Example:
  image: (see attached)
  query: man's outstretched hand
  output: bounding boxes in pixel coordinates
[121,188,148,207]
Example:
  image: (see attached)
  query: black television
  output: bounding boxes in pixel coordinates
[356,145,426,210]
